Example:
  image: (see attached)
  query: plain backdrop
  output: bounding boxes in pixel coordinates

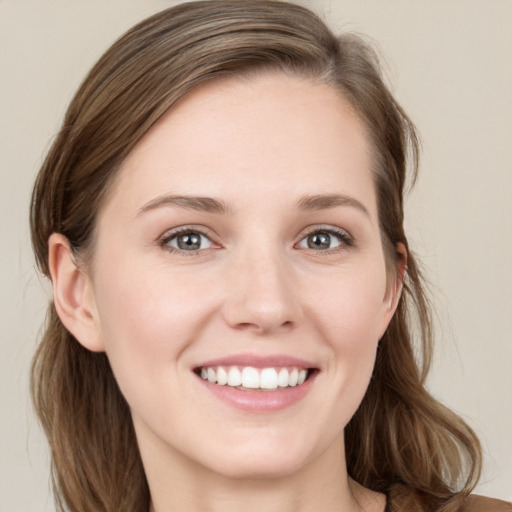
[1,0,511,510]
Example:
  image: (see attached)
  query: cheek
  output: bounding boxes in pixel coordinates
[308,262,388,406]
[314,261,388,346]
[90,257,217,399]
[95,252,213,338]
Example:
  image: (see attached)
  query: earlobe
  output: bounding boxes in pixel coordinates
[48,233,105,352]
[379,242,407,336]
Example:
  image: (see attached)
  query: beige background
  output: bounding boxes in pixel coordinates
[1,0,511,509]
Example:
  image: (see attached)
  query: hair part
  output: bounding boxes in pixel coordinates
[30,2,481,511]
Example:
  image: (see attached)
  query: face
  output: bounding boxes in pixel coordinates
[83,73,399,480]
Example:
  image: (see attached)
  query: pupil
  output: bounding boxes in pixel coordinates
[308,232,330,250]
[178,233,201,250]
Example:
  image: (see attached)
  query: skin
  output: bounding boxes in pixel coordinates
[50,73,404,512]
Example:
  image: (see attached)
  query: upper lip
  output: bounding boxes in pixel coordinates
[194,353,318,370]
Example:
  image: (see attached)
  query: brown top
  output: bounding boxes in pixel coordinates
[387,484,512,512]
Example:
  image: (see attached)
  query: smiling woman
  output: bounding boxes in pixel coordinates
[29,2,510,512]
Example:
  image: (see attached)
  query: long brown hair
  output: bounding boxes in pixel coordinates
[30,2,482,511]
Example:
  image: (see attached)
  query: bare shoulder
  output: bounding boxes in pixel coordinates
[461,495,512,512]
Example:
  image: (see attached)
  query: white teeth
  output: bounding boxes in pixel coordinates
[227,367,242,386]
[207,368,217,383]
[198,365,310,389]
[260,368,278,389]
[217,366,228,385]
[277,368,289,387]
[241,367,259,388]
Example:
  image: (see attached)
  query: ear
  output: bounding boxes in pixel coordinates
[378,242,407,338]
[48,233,105,352]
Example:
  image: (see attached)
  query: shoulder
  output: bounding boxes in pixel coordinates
[387,484,512,512]
[461,495,512,512]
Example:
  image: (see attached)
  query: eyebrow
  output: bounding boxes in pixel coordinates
[296,194,370,218]
[137,192,369,218]
[137,194,232,216]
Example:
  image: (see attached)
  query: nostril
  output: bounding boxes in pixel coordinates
[230,319,295,334]
[221,275,301,334]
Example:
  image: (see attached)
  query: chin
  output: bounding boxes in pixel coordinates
[206,453,308,481]
[191,432,321,481]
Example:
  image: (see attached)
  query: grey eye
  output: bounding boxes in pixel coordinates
[298,231,342,250]
[167,231,212,251]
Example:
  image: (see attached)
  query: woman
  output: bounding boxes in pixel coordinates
[29,1,511,511]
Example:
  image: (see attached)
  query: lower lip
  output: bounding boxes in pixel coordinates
[195,372,317,412]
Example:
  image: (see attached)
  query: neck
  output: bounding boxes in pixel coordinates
[143,434,384,512]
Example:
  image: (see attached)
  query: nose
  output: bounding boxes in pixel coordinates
[221,250,301,335]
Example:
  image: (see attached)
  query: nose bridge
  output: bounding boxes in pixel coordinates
[222,239,300,333]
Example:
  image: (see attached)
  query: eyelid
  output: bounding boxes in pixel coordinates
[157,223,354,255]
[295,225,354,251]
[158,225,221,253]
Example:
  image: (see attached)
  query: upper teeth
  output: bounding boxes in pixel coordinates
[199,366,308,390]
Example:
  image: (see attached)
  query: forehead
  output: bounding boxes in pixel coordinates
[102,73,376,218]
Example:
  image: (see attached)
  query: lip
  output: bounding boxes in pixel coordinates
[194,353,317,370]
[193,353,319,413]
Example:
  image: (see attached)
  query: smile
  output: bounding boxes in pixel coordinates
[196,366,310,390]
[193,355,318,412]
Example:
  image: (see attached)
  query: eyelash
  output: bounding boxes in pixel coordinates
[159,226,217,255]
[297,225,354,254]
[158,225,354,255]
